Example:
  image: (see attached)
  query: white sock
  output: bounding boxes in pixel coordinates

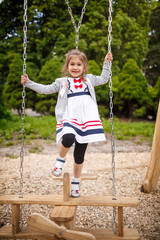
[72,177,79,191]
[55,156,66,169]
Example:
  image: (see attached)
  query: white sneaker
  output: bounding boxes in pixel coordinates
[52,166,62,177]
[71,181,80,197]
[52,158,65,177]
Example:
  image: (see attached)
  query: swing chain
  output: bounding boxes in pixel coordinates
[65,0,88,49]
[20,0,27,199]
[108,0,117,234]
[18,0,28,231]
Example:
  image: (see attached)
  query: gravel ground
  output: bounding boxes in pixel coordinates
[0,139,160,240]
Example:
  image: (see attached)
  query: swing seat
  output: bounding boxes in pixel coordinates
[0,173,140,239]
[0,194,139,207]
[50,205,77,229]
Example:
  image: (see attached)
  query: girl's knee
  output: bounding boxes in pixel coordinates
[74,156,84,164]
[62,133,75,148]
[74,142,88,164]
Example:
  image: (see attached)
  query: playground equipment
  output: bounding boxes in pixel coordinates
[0,0,140,239]
[141,100,160,193]
[0,173,140,239]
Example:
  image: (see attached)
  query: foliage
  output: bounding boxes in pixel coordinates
[103,117,154,142]
[3,54,36,114]
[34,56,63,114]
[88,60,101,75]
[3,54,24,114]
[0,114,57,143]
[115,59,150,118]
[0,86,11,119]
[148,76,160,114]
[0,114,20,142]
[143,2,160,86]
[0,0,159,119]
[112,10,149,69]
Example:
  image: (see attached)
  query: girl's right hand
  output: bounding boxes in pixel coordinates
[21,74,29,85]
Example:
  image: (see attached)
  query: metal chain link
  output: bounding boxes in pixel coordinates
[19,0,28,230]
[20,0,27,199]
[108,0,117,234]
[65,0,88,49]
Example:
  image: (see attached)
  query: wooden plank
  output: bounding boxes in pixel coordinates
[0,195,139,207]
[12,204,20,234]
[118,207,123,237]
[76,227,140,240]
[63,173,70,202]
[54,173,98,181]
[0,225,55,239]
[50,206,77,222]
[0,226,140,240]
[50,205,77,229]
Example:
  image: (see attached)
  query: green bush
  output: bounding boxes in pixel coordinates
[98,105,109,118]
[3,54,36,114]
[115,59,150,118]
[35,56,62,115]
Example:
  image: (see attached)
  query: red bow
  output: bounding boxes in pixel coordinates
[75,84,83,89]
[74,78,82,83]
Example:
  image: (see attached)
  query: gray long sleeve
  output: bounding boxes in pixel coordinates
[25,78,60,94]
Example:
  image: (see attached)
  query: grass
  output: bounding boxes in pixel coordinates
[0,114,155,145]
[102,118,154,142]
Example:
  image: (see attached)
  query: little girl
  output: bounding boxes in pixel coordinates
[21,49,113,198]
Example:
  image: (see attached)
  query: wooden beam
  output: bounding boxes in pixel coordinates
[118,207,123,237]
[141,100,160,193]
[63,173,70,202]
[0,225,140,240]
[0,195,139,207]
[55,173,98,181]
[12,204,20,235]
[76,227,140,240]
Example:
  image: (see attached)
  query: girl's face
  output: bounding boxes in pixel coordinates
[67,56,84,78]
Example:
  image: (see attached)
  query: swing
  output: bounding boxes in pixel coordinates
[0,0,140,239]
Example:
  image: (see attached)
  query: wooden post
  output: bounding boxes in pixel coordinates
[12,204,20,235]
[63,173,70,201]
[141,100,160,193]
[118,207,123,237]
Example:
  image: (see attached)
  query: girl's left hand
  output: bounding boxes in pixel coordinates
[105,52,113,63]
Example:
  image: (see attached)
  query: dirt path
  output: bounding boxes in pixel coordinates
[0,139,160,240]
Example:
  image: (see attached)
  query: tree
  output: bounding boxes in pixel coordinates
[148,76,160,116]
[143,3,160,86]
[112,10,149,69]
[3,54,35,114]
[0,84,11,119]
[115,59,150,118]
[35,56,63,115]
[0,0,155,119]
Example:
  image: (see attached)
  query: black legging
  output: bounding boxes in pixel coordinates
[61,133,88,164]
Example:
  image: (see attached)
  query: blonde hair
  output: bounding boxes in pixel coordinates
[62,49,88,77]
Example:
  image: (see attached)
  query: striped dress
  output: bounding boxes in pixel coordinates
[56,76,106,144]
